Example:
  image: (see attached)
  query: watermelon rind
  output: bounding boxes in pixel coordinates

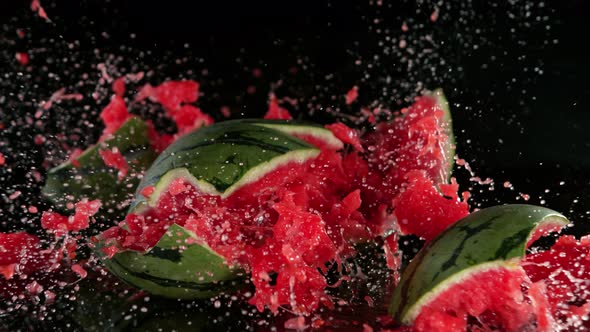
[250,120,344,150]
[42,117,157,218]
[129,120,330,213]
[389,204,569,324]
[99,224,243,299]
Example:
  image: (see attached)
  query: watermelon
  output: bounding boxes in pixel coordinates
[42,117,158,220]
[358,89,465,239]
[389,204,571,331]
[96,90,466,314]
[98,119,367,312]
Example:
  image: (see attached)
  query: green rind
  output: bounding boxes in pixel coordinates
[42,117,157,219]
[100,224,243,299]
[129,120,323,212]
[430,89,455,182]
[248,120,344,150]
[389,204,569,324]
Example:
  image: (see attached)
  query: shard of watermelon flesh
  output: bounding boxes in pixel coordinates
[0,232,41,268]
[412,267,552,332]
[523,235,590,329]
[393,170,469,242]
[112,77,126,97]
[99,147,129,180]
[100,95,131,139]
[264,95,292,120]
[101,150,375,314]
[173,105,214,135]
[364,94,450,204]
[41,199,101,234]
[136,80,199,112]
[325,122,364,152]
[0,232,65,284]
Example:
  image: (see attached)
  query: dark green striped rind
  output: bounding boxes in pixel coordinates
[129,119,327,212]
[389,204,569,324]
[42,117,157,219]
[99,224,243,299]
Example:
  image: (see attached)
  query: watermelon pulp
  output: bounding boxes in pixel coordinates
[99,91,469,315]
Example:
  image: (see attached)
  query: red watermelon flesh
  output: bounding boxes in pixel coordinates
[101,147,374,314]
[393,170,469,242]
[412,267,553,332]
[354,93,466,241]
[523,235,590,329]
[364,94,452,203]
[100,92,468,314]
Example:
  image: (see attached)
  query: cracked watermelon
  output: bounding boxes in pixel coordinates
[96,90,467,314]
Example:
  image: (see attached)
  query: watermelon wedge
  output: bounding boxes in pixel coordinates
[389,204,571,331]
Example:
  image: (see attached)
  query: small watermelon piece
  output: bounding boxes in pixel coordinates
[42,117,157,220]
[393,170,469,242]
[389,204,569,329]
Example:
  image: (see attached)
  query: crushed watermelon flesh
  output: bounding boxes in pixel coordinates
[99,92,472,314]
[408,234,590,331]
[100,146,372,315]
[1,198,101,300]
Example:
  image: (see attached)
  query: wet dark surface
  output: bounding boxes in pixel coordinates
[1,0,590,330]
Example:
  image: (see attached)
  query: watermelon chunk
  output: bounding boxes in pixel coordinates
[389,204,573,331]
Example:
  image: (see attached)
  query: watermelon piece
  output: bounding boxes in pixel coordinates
[100,95,131,139]
[96,88,463,315]
[364,89,454,202]
[42,117,157,221]
[98,119,383,314]
[393,170,469,242]
[264,94,292,120]
[353,90,460,240]
[389,204,570,330]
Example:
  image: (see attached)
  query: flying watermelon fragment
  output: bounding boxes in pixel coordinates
[41,199,101,235]
[325,122,364,152]
[345,86,359,105]
[389,204,579,331]
[100,95,131,139]
[15,52,29,66]
[264,94,292,120]
[99,147,129,180]
[136,80,200,111]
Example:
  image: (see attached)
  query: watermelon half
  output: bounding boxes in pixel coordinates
[389,204,573,331]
